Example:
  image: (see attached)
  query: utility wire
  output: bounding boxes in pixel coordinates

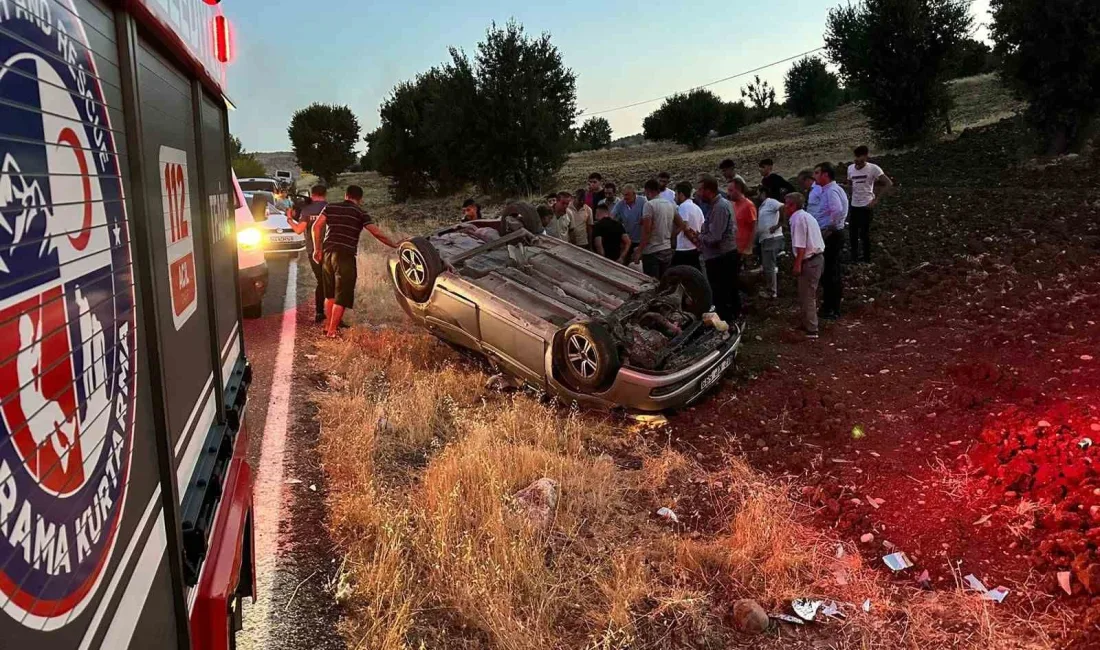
[581,46,827,117]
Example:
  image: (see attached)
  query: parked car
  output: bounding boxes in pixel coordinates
[388,211,743,412]
[237,177,280,194]
[243,191,306,255]
[235,177,269,318]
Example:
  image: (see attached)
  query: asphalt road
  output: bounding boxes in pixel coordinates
[236,252,345,650]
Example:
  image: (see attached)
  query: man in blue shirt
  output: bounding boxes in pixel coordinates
[289,185,329,322]
[808,162,849,320]
[611,184,647,261]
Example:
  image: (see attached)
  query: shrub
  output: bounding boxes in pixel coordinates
[784,56,842,123]
[825,0,972,147]
[740,76,782,121]
[991,0,1100,153]
[575,117,613,151]
[642,89,724,150]
[229,135,266,178]
[716,101,751,136]
[288,104,360,185]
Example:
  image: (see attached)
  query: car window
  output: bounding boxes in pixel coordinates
[240,180,277,192]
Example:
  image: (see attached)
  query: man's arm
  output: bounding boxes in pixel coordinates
[618,234,631,263]
[671,212,684,250]
[594,235,605,257]
[311,214,327,263]
[871,172,894,207]
[586,208,594,245]
[365,223,399,248]
[793,246,806,276]
[778,174,796,195]
[701,203,728,246]
[635,214,653,262]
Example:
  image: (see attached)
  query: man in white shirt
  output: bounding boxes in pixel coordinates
[672,181,704,269]
[846,145,893,264]
[755,187,785,298]
[657,171,677,203]
[785,192,825,338]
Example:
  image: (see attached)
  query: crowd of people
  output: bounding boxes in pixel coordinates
[476,147,892,338]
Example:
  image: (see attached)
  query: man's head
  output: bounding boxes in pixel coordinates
[674,180,693,205]
[587,172,603,193]
[719,158,737,182]
[595,202,611,220]
[728,177,749,201]
[554,191,572,214]
[783,191,805,217]
[643,178,661,200]
[603,182,617,201]
[759,158,774,177]
[462,198,480,221]
[537,204,554,226]
[797,169,814,192]
[310,184,327,200]
[657,171,671,191]
[345,185,364,204]
[545,192,557,206]
[853,145,870,168]
[574,188,586,207]
[813,162,836,187]
[697,175,720,202]
[622,184,637,204]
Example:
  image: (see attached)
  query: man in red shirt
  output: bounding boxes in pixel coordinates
[728,178,757,256]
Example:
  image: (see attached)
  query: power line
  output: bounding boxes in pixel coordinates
[581,46,827,117]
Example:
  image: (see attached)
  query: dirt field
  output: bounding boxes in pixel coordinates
[298,77,1100,648]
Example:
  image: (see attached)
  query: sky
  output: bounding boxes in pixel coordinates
[226,0,993,153]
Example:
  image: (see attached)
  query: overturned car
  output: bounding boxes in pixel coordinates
[388,206,742,411]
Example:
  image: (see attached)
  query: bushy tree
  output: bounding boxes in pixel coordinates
[472,21,577,194]
[716,101,751,136]
[287,104,360,185]
[785,56,842,123]
[946,38,998,79]
[741,76,780,120]
[576,116,613,151]
[991,0,1100,153]
[643,89,724,150]
[229,134,266,178]
[826,0,972,147]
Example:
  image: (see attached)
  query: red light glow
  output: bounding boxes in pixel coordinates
[214,15,233,64]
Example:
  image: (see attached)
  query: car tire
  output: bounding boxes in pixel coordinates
[559,321,619,391]
[242,303,262,319]
[397,237,444,303]
[660,265,712,317]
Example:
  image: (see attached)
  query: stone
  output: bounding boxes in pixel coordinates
[511,478,559,531]
[1072,556,1100,595]
[731,599,770,634]
[860,533,875,544]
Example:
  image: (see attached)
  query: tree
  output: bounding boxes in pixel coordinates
[991,0,1100,153]
[741,76,779,120]
[785,56,842,123]
[287,104,360,185]
[716,101,751,136]
[643,89,724,150]
[945,38,998,79]
[825,0,972,147]
[229,134,266,178]
[576,116,613,151]
[471,21,577,194]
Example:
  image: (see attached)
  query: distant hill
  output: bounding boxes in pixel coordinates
[252,151,300,179]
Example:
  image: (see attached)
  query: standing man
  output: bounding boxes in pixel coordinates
[694,175,740,321]
[673,181,704,269]
[566,188,594,248]
[759,158,795,200]
[657,171,677,203]
[718,159,747,189]
[311,185,399,337]
[602,181,620,212]
[634,178,681,279]
[585,173,606,211]
[461,198,482,222]
[289,184,328,322]
[612,184,647,261]
[592,202,630,264]
[808,162,849,320]
[755,186,785,298]
[785,192,825,338]
[846,145,892,263]
[729,178,757,257]
[546,192,572,240]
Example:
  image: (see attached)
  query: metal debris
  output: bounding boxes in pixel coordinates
[964,574,1010,603]
[656,507,679,523]
[631,413,669,426]
[836,544,845,559]
[1058,571,1073,595]
[770,613,805,625]
[1079,438,1093,450]
[792,599,823,621]
[916,569,932,588]
[851,425,866,439]
[883,552,913,571]
[862,599,871,612]
[964,574,988,593]
[309,484,317,492]
[821,601,846,619]
[973,513,992,526]
[982,587,1010,603]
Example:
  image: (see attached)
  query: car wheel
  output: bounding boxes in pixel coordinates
[660,265,712,317]
[242,303,262,319]
[397,237,444,303]
[559,321,619,391]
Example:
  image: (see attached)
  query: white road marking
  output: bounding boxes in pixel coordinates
[245,259,299,647]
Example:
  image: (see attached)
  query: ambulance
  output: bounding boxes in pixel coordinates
[0,0,255,648]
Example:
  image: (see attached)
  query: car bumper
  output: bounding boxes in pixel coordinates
[547,324,744,412]
[264,238,305,254]
[238,262,268,308]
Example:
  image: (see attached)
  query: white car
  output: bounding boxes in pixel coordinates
[243,191,306,254]
[234,174,269,318]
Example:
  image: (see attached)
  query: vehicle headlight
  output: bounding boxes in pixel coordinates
[238,227,263,249]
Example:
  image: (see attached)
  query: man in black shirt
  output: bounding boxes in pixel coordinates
[759,158,795,200]
[311,185,399,337]
[592,201,630,264]
[289,184,328,322]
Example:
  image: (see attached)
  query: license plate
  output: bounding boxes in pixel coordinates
[269,235,297,243]
[699,355,733,392]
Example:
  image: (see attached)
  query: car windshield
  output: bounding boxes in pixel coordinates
[244,192,282,221]
[239,180,278,193]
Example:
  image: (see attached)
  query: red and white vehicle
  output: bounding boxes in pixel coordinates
[0,1,255,648]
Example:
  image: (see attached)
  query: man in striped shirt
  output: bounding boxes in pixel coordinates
[312,185,399,337]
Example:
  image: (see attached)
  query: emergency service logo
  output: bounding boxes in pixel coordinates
[0,0,137,628]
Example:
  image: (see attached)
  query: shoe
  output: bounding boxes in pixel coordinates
[315,313,325,323]
[757,290,776,299]
[805,331,819,339]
